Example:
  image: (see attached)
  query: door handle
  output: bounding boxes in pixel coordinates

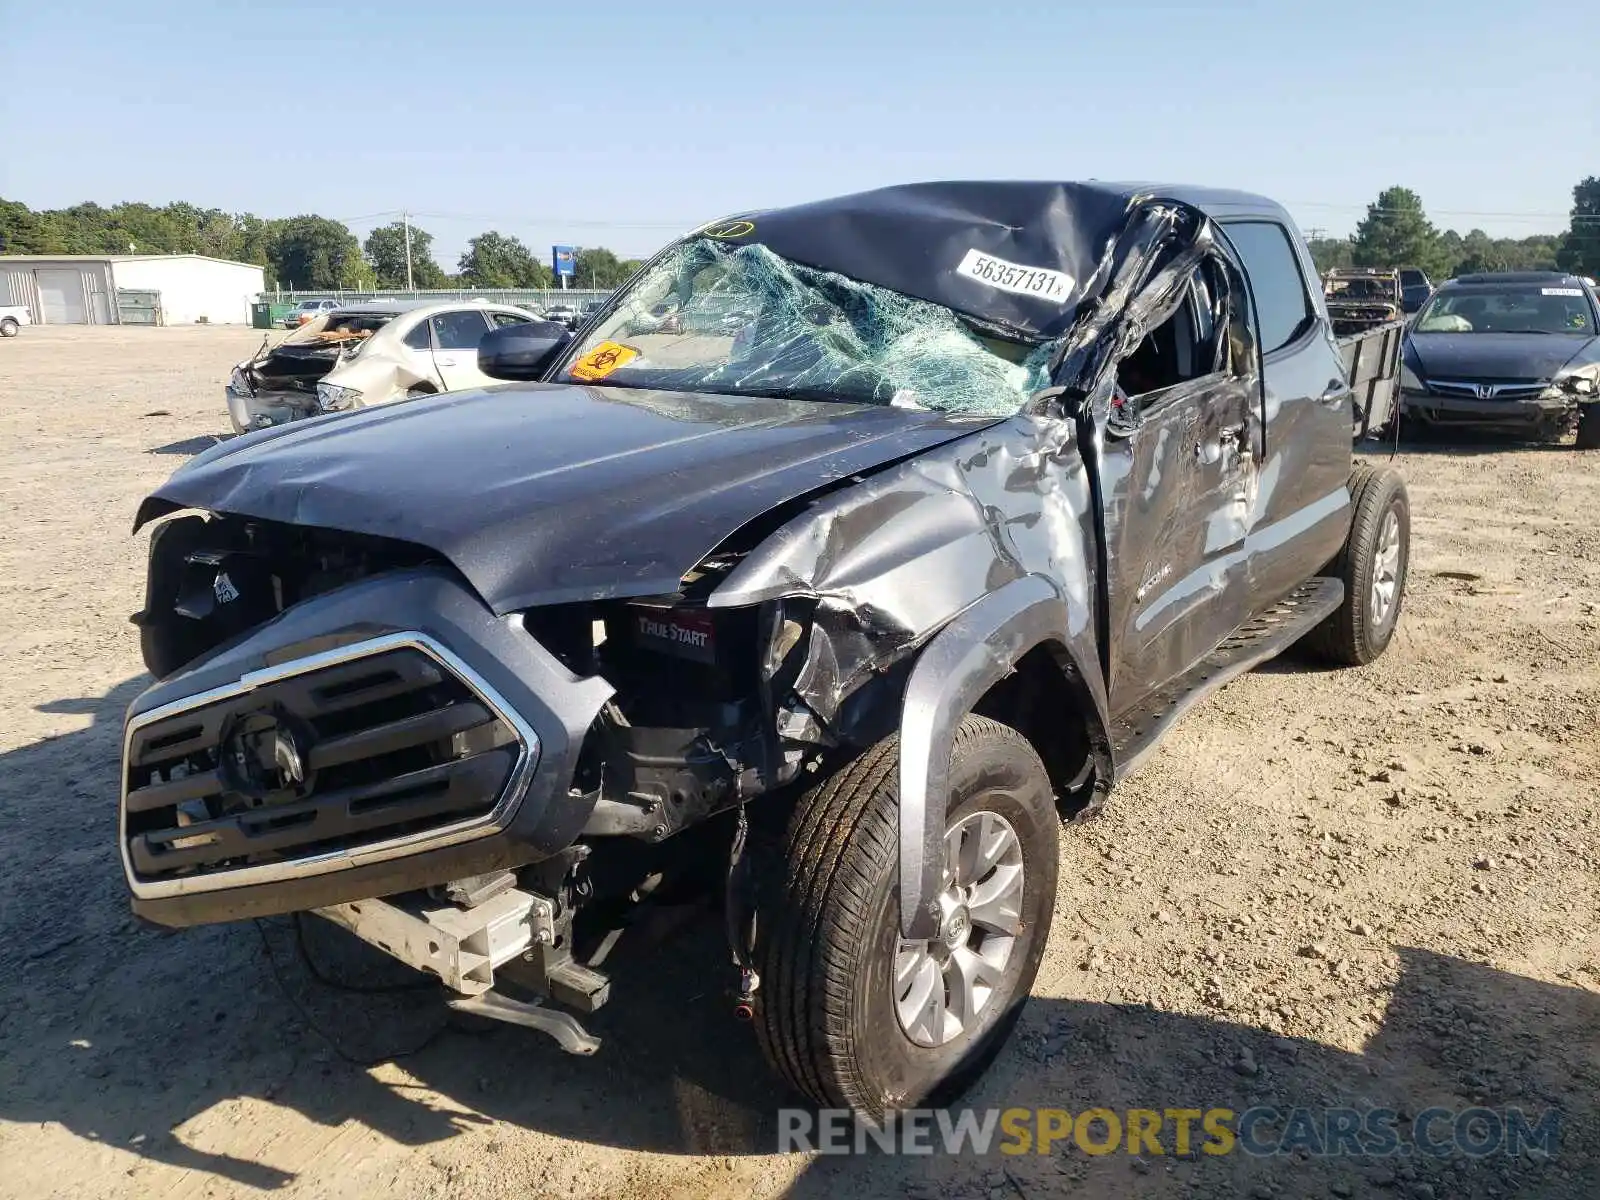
[1319,380,1348,403]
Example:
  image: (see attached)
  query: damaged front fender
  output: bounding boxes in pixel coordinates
[710,413,1111,938]
[896,573,1091,938]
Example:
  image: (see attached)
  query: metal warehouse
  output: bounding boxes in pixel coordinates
[0,254,266,326]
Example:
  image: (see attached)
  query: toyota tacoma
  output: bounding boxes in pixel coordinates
[121,181,1410,1117]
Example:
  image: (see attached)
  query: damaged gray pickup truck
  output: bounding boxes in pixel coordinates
[121,182,1408,1117]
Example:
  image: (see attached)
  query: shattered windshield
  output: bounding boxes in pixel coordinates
[557,238,1058,414]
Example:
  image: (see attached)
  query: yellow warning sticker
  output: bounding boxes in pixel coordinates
[570,341,640,382]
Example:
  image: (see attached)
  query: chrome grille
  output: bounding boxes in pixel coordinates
[1426,379,1547,401]
[121,635,535,895]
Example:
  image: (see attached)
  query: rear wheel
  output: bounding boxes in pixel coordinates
[0,318,18,337]
[1577,403,1600,450]
[1305,463,1410,665]
[753,716,1058,1118]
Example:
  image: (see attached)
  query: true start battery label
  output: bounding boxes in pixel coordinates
[631,607,717,664]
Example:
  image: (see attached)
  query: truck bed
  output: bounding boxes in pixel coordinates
[1338,320,1404,440]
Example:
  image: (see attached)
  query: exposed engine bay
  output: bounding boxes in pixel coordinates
[234,313,392,397]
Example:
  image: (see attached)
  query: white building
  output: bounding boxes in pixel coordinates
[0,254,266,326]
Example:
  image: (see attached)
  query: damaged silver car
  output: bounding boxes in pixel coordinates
[123,181,1407,1117]
[224,300,555,433]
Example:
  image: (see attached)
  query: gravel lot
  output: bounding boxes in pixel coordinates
[1,326,1597,1200]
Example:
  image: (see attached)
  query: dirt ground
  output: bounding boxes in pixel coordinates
[0,326,1596,1200]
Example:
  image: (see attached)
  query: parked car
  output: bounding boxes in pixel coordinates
[543,304,582,330]
[1400,271,1599,446]
[282,298,341,328]
[225,300,558,433]
[1399,268,1432,314]
[121,181,1408,1118]
[0,304,32,337]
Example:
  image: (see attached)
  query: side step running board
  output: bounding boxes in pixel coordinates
[1109,576,1344,783]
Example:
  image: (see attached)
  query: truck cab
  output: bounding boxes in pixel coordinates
[119,181,1409,1118]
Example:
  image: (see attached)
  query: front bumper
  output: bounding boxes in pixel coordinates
[121,566,613,927]
[225,385,315,435]
[1400,387,1573,429]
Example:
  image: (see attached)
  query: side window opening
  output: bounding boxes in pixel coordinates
[1117,261,1227,399]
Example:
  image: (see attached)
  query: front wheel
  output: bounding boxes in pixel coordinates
[1576,403,1600,450]
[1306,462,1410,665]
[0,318,18,337]
[753,716,1058,1119]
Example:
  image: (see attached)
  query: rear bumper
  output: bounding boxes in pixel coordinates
[225,386,315,435]
[122,566,613,927]
[1400,388,1572,428]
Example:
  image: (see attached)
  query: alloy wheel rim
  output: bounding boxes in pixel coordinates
[1370,507,1402,628]
[893,809,1025,1048]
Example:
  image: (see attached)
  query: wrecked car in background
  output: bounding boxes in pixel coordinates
[225,300,557,433]
[1401,271,1600,447]
[122,181,1409,1117]
[1323,267,1404,336]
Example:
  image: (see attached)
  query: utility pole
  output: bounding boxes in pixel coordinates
[402,211,415,291]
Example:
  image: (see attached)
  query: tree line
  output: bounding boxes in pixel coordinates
[0,199,645,291]
[4,178,1596,294]
[1306,178,1598,280]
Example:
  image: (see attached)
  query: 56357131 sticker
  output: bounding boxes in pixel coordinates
[570,341,640,382]
[956,248,1075,303]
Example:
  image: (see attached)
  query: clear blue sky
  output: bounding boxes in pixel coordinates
[1,0,1594,264]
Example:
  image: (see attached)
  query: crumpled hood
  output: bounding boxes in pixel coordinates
[138,382,993,612]
[1407,332,1596,381]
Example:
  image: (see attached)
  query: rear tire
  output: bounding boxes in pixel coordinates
[1305,462,1410,665]
[0,318,18,337]
[753,716,1058,1119]
[1577,403,1600,450]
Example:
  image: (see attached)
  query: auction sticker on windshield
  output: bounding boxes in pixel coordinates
[570,341,640,382]
[1542,288,1584,297]
[956,249,1074,302]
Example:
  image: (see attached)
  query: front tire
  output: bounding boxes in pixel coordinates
[1577,403,1600,450]
[0,318,18,337]
[753,716,1058,1119]
[1306,462,1410,665]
